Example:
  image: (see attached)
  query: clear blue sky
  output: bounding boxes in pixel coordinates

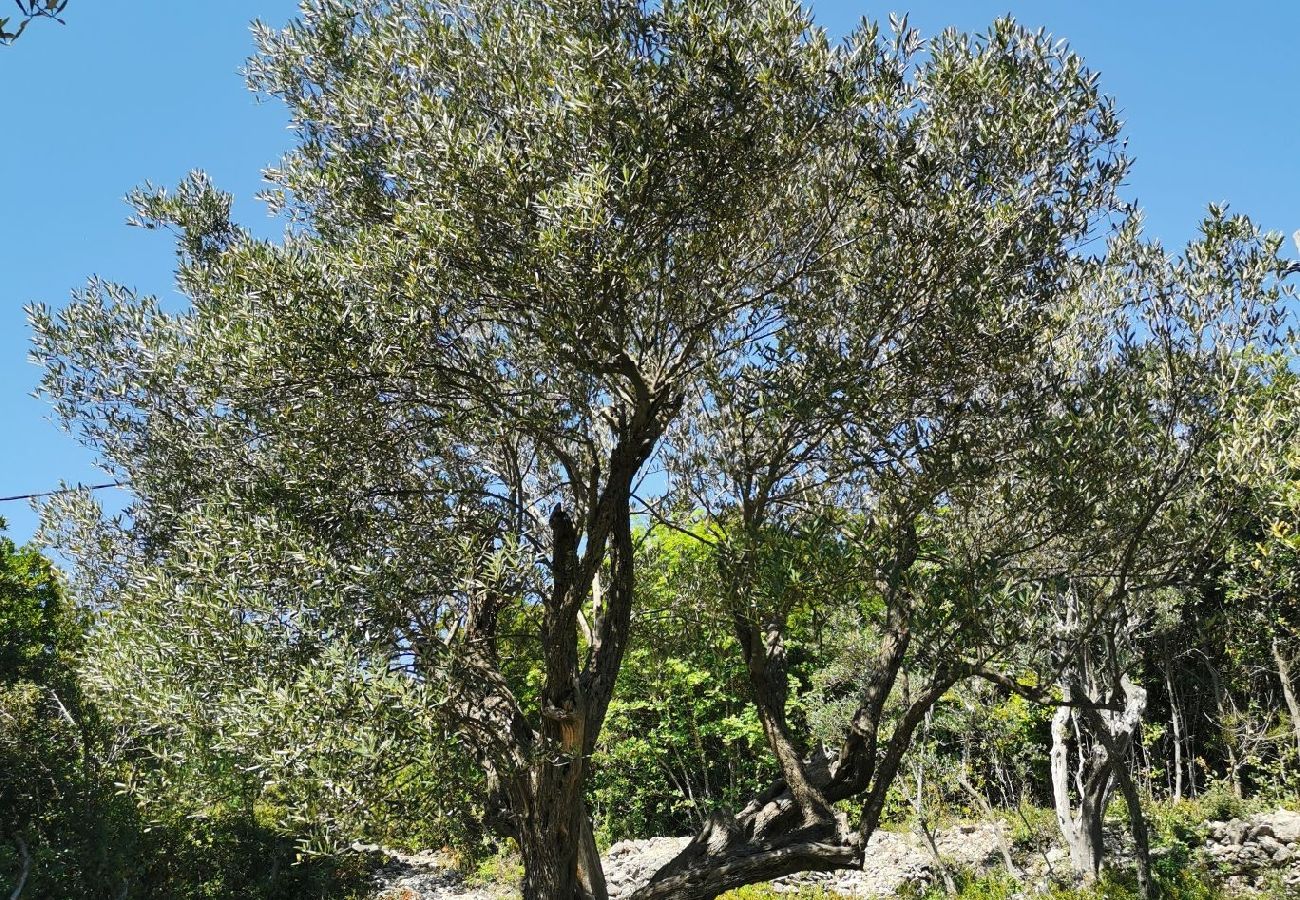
[2,1,1297,544]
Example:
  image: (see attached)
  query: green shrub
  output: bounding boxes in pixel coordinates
[1010,804,1059,851]
[899,869,1020,900]
[719,885,851,899]
[1195,782,1250,823]
[467,843,525,888]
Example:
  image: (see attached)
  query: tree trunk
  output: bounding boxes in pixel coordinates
[578,801,610,900]
[1164,663,1184,801]
[627,810,862,900]
[629,667,959,900]
[1271,638,1300,759]
[1112,762,1153,900]
[518,828,580,899]
[1063,794,1107,882]
[1062,677,1150,893]
[511,781,612,900]
[9,836,30,900]
[1050,705,1106,882]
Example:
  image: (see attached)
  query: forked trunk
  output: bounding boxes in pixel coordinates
[1050,704,1105,882]
[1050,677,1148,892]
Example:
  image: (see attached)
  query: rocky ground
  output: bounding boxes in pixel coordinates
[369,848,501,900]
[600,824,1004,899]
[1202,809,1300,894]
[366,809,1300,899]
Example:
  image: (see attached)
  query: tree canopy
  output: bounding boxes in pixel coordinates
[27,2,1299,899]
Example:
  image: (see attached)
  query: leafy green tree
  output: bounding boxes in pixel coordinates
[28,3,1296,899]
[1211,378,1300,787]
[0,518,85,895]
[0,519,77,686]
[1023,220,1300,896]
[591,528,774,843]
[0,522,153,899]
[0,516,387,899]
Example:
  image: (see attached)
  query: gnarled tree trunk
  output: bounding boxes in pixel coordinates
[629,559,961,900]
[1050,676,1149,896]
[1050,702,1107,881]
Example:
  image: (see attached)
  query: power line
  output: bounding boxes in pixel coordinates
[0,481,131,504]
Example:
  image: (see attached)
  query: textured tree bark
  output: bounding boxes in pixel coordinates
[1078,685,1152,900]
[455,486,638,900]
[1051,677,1148,887]
[515,798,583,900]
[1050,704,1107,882]
[627,815,863,900]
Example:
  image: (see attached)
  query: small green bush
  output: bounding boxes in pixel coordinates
[899,869,1020,900]
[467,842,525,888]
[1195,782,1250,824]
[1010,805,1059,851]
[719,884,852,899]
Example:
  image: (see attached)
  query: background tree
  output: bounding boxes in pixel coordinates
[590,527,777,843]
[1029,215,1300,896]
[0,518,84,896]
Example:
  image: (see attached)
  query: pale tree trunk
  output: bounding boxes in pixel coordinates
[1076,685,1153,900]
[1050,676,1149,897]
[1271,638,1300,759]
[1050,703,1107,882]
[1163,662,1184,801]
[9,837,30,900]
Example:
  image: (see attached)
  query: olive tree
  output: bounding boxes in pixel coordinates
[1029,220,1299,896]
[35,1,861,896]
[29,2,1294,898]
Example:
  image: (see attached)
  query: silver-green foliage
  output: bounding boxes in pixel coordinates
[25,0,1300,893]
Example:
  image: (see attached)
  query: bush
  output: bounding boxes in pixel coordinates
[719,885,852,899]
[899,870,1020,900]
[1009,804,1059,852]
[1195,782,1252,823]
